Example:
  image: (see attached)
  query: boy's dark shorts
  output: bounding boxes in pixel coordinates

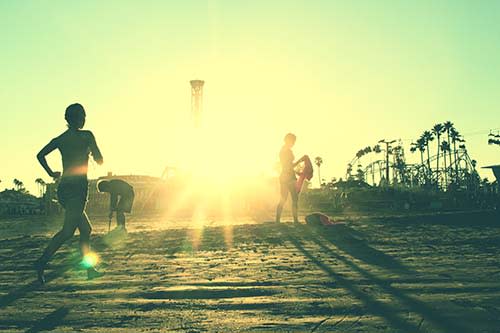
[117,192,135,213]
[57,177,88,209]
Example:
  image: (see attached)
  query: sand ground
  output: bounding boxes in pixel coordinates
[0,213,499,332]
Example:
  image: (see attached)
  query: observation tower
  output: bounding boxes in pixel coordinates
[190,80,205,127]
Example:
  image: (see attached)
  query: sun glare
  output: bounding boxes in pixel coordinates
[178,114,276,190]
[160,115,279,226]
[81,252,100,269]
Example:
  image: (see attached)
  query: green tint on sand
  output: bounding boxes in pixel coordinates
[0,213,499,332]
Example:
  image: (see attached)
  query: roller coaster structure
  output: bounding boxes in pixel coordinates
[347,141,478,190]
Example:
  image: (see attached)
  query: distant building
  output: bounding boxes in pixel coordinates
[0,189,42,216]
[41,174,168,215]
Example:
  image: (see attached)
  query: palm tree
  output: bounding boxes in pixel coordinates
[450,128,461,182]
[443,121,455,181]
[13,179,20,191]
[35,178,42,196]
[432,123,445,187]
[411,139,425,186]
[35,178,46,197]
[410,142,418,154]
[441,141,450,188]
[314,156,323,187]
[421,131,434,183]
[41,179,46,196]
[416,138,426,167]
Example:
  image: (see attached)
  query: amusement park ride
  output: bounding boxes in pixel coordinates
[483,132,500,185]
[346,124,486,190]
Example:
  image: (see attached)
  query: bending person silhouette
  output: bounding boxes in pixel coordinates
[276,133,306,224]
[34,103,104,283]
[98,179,135,233]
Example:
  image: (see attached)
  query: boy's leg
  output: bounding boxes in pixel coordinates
[36,214,78,267]
[35,200,83,283]
[77,212,103,279]
[276,182,289,223]
[77,211,92,257]
[116,194,133,229]
[36,199,84,267]
[116,210,126,228]
[289,182,299,223]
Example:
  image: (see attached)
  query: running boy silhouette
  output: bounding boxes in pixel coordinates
[97,179,134,232]
[35,103,104,283]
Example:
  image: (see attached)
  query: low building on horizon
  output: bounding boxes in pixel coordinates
[0,189,42,216]
[87,173,168,214]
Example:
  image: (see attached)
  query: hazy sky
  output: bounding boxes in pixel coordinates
[1,0,499,194]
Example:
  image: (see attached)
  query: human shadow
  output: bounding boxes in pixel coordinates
[0,223,283,311]
[135,287,278,300]
[135,297,364,319]
[0,257,80,309]
[316,223,413,275]
[288,225,468,333]
[125,224,287,255]
[25,306,69,333]
[384,210,499,227]
[283,227,421,332]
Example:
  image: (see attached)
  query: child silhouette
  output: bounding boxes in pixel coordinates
[34,103,104,283]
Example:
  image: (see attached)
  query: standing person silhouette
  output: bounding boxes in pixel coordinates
[276,133,306,224]
[34,103,104,283]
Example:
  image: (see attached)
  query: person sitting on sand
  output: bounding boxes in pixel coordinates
[34,103,104,284]
[97,179,135,233]
[276,133,307,224]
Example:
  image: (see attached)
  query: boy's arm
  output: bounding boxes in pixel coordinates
[293,155,308,167]
[36,139,61,179]
[88,132,104,165]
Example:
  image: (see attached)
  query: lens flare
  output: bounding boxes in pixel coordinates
[81,252,99,269]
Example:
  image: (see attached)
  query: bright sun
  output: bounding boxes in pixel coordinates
[179,117,276,188]
[159,116,279,222]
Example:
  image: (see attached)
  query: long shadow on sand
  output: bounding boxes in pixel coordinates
[0,257,80,310]
[25,306,69,333]
[383,210,500,226]
[317,223,413,275]
[136,287,278,300]
[287,224,468,333]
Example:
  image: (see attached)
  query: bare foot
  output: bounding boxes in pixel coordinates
[87,267,104,280]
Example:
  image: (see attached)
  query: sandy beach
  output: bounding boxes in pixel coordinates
[1,214,499,332]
